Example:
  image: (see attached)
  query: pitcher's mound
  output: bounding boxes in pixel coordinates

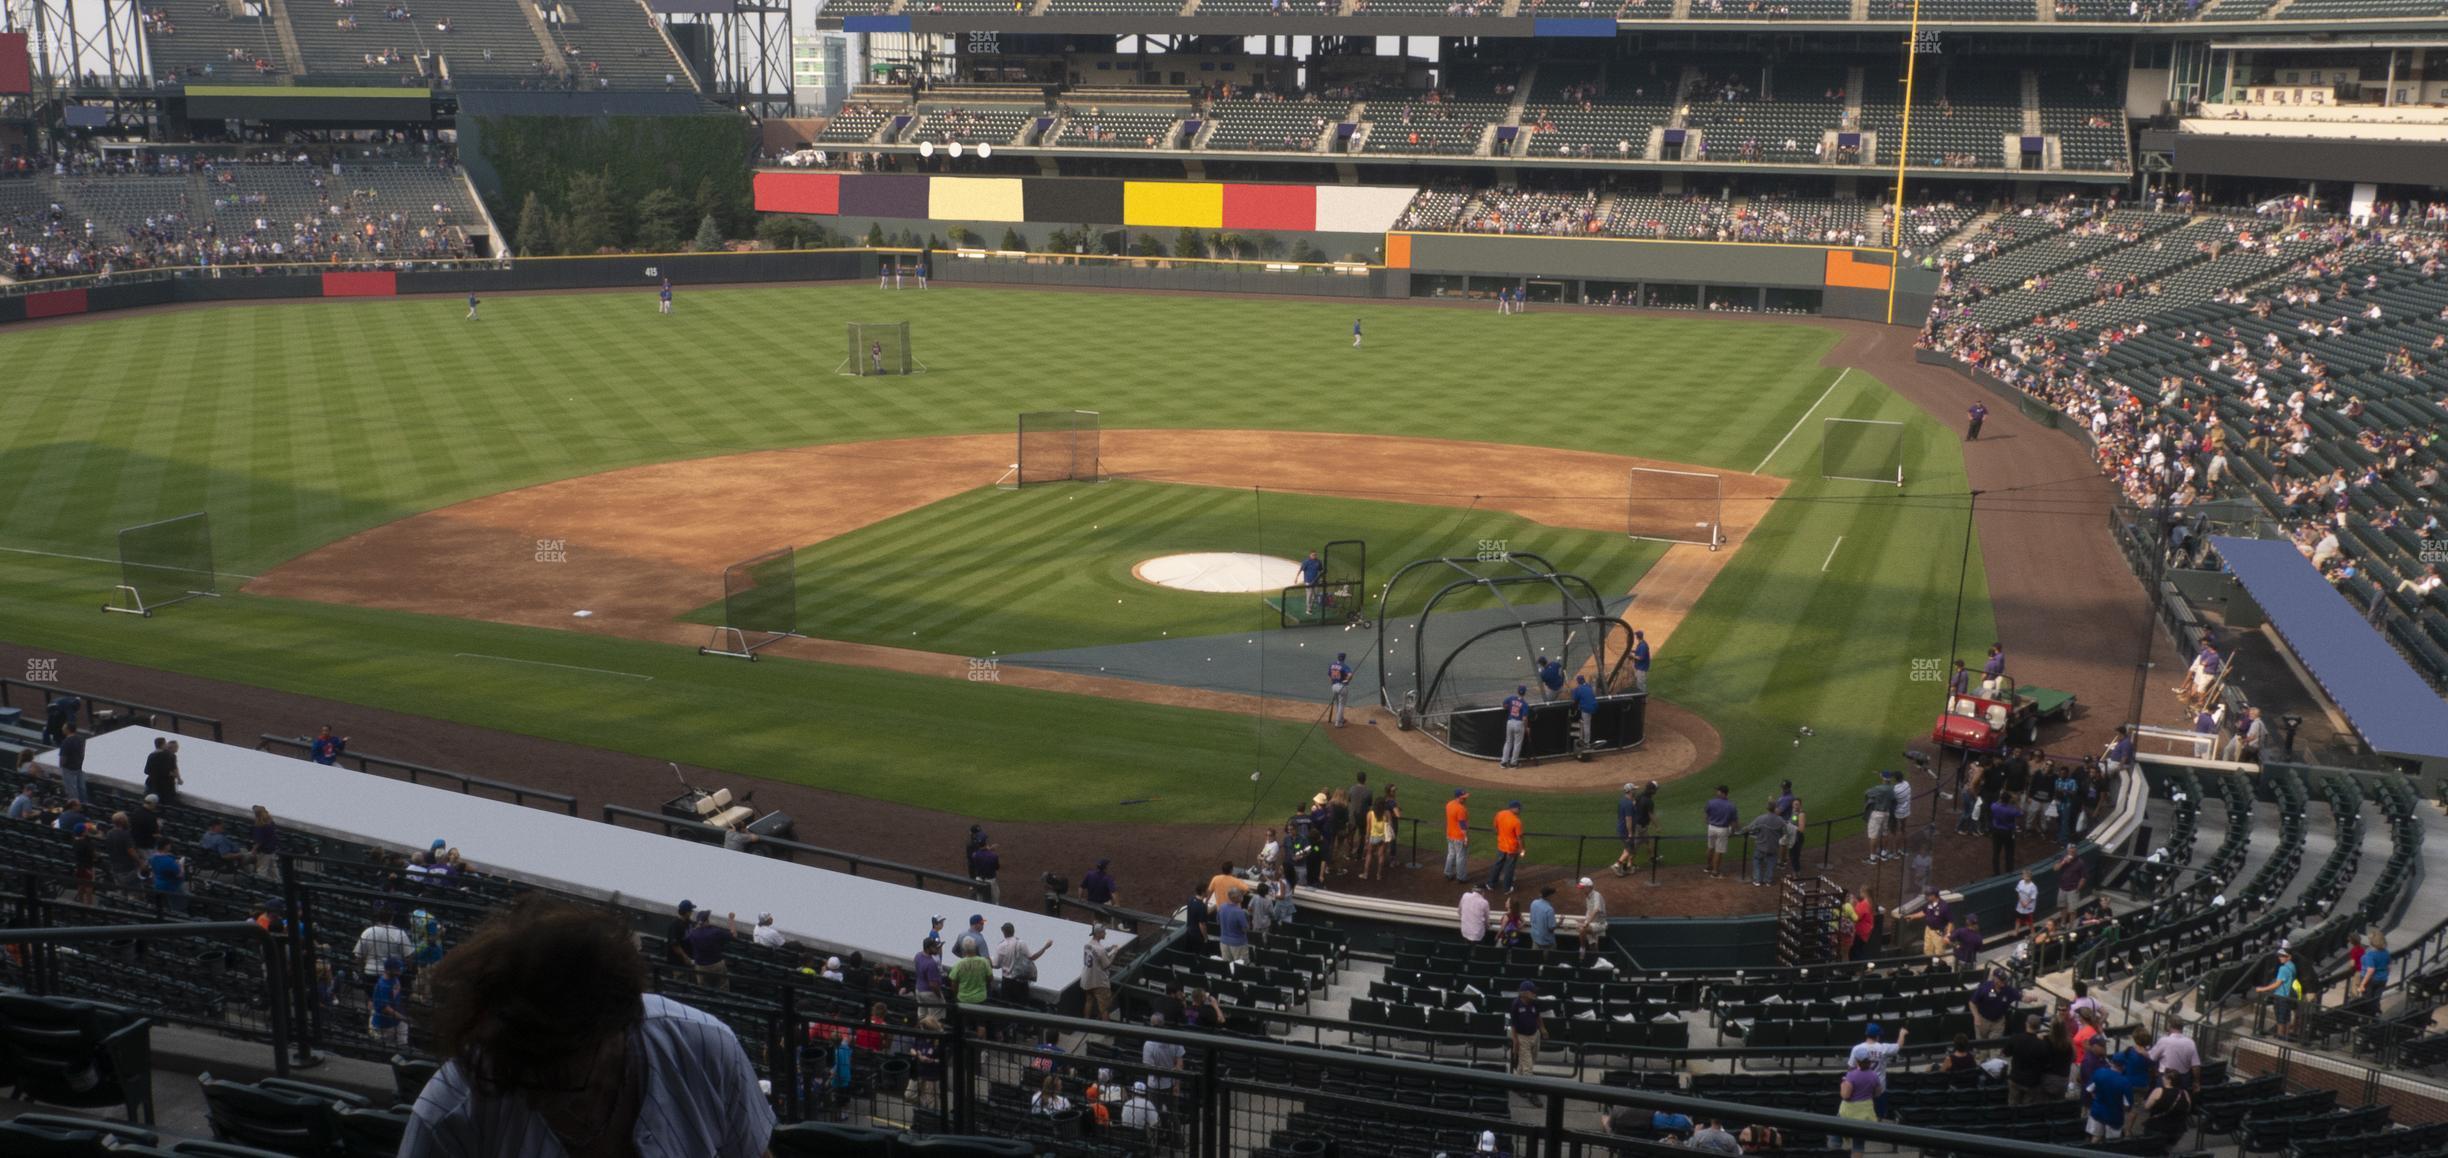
[1134,553,1300,593]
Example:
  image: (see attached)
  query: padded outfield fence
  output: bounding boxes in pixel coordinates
[1626,467,1724,550]
[701,545,800,659]
[103,512,219,616]
[1822,418,1905,487]
[1006,409,1103,488]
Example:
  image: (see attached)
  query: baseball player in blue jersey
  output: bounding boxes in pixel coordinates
[1352,318,1363,348]
[1571,675,1599,750]
[658,277,673,315]
[1631,631,1652,692]
[1300,551,1325,614]
[464,291,479,321]
[1328,652,1353,727]
[1537,655,1565,701]
[1500,686,1530,767]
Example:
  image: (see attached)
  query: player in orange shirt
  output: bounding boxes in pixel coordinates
[1443,789,1470,881]
[1488,802,1525,892]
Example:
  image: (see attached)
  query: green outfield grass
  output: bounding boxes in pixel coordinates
[684,480,1666,656]
[0,285,1990,857]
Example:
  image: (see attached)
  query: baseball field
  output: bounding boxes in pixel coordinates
[0,283,1991,850]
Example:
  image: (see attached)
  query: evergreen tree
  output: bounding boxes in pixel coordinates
[693,214,724,252]
[755,214,808,250]
[560,170,622,253]
[632,187,687,252]
[692,175,728,238]
[514,191,556,257]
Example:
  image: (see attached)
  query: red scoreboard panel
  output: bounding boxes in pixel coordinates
[0,33,32,95]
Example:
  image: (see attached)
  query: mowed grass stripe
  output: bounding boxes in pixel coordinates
[771,481,1665,657]
[858,483,1206,640]
[0,289,1985,847]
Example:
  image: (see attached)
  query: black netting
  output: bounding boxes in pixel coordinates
[1017,410,1101,486]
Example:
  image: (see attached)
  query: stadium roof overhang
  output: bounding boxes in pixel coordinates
[2205,32,2448,47]
[816,141,2131,182]
[2210,536,2448,776]
[180,84,439,124]
[2155,130,2448,185]
[821,11,2448,37]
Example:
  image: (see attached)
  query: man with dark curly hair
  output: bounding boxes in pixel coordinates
[401,898,773,1157]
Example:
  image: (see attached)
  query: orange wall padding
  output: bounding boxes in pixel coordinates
[1824,249,1894,291]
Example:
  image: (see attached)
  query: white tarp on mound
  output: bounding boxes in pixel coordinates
[45,728,1090,996]
[1134,552,1301,593]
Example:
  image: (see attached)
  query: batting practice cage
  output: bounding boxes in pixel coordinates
[700,546,801,659]
[1272,539,1368,628]
[1822,417,1906,486]
[999,410,1103,488]
[838,321,925,377]
[1626,467,1724,550]
[103,512,220,617]
[1375,553,1645,761]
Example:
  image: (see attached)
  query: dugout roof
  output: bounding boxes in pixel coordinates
[2212,536,2448,762]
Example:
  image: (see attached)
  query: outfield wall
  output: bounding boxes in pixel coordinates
[0,252,868,324]
[754,172,1936,323]
[1390,231,1936,324]
[0,244,1935,325]
[755,171,1419,236]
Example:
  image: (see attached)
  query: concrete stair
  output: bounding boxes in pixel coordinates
[256,0,310,78]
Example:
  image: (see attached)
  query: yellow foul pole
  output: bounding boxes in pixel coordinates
[1884,0,1924,325]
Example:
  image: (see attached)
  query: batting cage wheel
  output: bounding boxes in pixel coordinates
[837,321,926,377]
[103,512,221,617]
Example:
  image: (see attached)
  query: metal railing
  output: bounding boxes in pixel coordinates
[780,998,2109,1158]
[0,678,225,741]
[0,893,297,1080]
[598,802,984,898]
[1372,763,2109,888]
[254,733,578,815]
[1113,978,2022,1079]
